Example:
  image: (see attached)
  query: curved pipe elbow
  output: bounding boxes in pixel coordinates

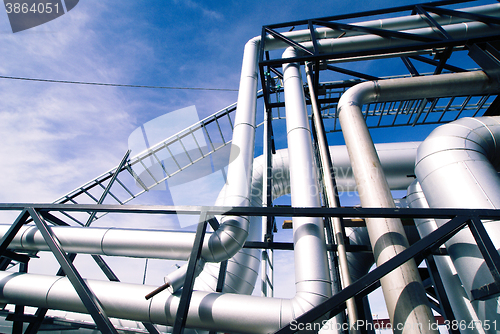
[202,217,249,263]
[198,36,259,265]
[337,80,378,113]
[416,117,500,181]
[415,116,500,210]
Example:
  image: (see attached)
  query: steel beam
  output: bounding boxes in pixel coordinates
[91,255,119,282]
[469,217,500,286]
[413,5,452,40]
[264,27,314,56]
[24,308,47,334]
[409,54,466,73]
[483,95,500,116]
[424,256,458,334]
[401,56,420,76]
[325,64,379,81]
[0,210,30,271]
[5,203,500,221]
[27,208,118,334]
[0,210,29,256]
[12,262,28,334]
[468,42,500,83]
[172,212,213,334]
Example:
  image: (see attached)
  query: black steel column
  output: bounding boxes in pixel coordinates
[12,262,28,334]
[424,255,458,334]
[172,211,213,334]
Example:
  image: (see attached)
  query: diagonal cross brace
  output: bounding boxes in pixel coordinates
[0,209,30,256]
[172,212,216,334]
[85,150,131,227]
[27,208,118,334]
[469,217,500,285]
[273,215,470,334]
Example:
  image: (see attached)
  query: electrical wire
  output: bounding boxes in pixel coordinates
[0,75,238,91]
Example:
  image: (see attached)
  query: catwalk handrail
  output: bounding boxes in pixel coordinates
[2,203,500,220]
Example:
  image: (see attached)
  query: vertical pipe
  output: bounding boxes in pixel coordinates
[282,48,333,315]
[337,84,437,334]
[305,62,360,334]
[200,37,260,263]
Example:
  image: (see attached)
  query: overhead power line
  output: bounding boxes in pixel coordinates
[0,75,238,92]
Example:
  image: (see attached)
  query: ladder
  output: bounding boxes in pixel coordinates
[50,102,239,227]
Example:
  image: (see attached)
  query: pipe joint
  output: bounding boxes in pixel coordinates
[202,217,249,263]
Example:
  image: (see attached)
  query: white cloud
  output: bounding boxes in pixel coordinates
[0,2,146,202]
[172,0,223,21]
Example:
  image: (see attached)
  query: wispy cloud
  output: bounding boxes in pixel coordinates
[172,0,223,21]
[0,2,156,202]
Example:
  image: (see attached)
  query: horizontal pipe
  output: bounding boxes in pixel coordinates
[0,142,418,259]
[0,271,284,334]
[263,4,500,52]
[315,20,500,60]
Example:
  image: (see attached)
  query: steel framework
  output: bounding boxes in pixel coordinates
[1,204,500,333]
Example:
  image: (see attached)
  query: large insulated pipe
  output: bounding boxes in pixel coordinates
[281,46,333,316]
[336,71,500,333]
[406,180,485,334]
[338,74,436,334]
[200,37,260,263]
[304,61,360,333]
[415,116,500,332]
[166,0,500,283]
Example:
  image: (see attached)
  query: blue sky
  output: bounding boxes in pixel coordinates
[0,0,489,203]
[0,0,495,325]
